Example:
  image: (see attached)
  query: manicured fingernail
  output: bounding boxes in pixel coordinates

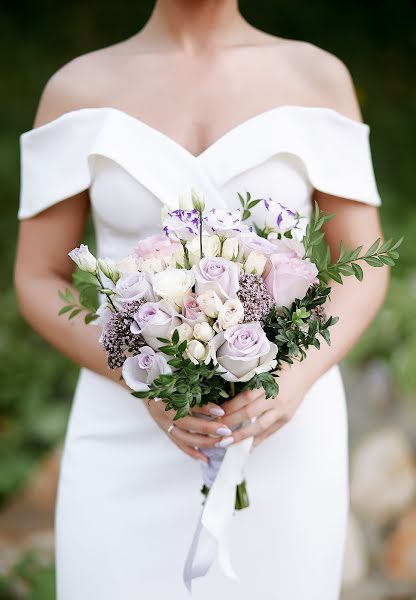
[209,406,225,416]
[215,436,234,448]
[216,426,232,436]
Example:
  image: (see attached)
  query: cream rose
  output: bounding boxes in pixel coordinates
[186,339,209,365]
[197,290,223,318]
[186,234,221,266]
[193,322,215,342]
[215,298,244,331]
[221,237,239,261]
[244,251,267,276]
[153,268,195,307]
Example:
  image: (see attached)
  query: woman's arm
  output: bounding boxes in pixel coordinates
[217,55,390,446]
[14,70,230,461]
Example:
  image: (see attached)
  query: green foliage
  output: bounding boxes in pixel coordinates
[132,332,230,419]
[238,191,261,222]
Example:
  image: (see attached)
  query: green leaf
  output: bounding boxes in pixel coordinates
[171,329,180,345]
[352,263,364,281]
[247,199,260,210]
[85,313,99,324]
[64,288,75,304]
[58,305,72,316]
[363,256,384,267]
[364,238,381,257]
[69,308,82,320]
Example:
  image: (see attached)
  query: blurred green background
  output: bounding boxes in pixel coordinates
[0,0,415,598]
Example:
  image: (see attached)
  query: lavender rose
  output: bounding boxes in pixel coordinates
[115,272,154,303]
[264,254,319,308]
[207,323,278,382]
[122,346,172,392]
[193,257,240,300]
[130,301,181,349]
[181,294,207,325]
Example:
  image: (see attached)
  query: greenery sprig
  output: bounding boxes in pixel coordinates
[58,270,100,324]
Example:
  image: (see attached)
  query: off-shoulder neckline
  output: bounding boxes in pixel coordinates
[20,104,370,161]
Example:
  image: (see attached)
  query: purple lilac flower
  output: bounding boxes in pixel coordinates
[237,273,275,323]
[101,300,146,369]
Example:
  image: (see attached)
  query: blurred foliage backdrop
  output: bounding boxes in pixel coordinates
[0,0,415,507]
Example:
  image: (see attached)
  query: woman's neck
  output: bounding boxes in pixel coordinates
[140,0,251,54]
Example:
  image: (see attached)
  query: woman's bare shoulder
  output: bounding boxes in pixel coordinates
[276,38,363,120]
[32,42,129,128]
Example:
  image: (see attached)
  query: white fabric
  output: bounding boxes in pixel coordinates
[18,105,382,599]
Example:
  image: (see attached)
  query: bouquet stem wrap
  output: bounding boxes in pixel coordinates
[183,416,255,591]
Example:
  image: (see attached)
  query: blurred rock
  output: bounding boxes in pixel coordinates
[384,505,416,583]
[0,447,61,575]
[342,511,369,587]
[350,427,416,525]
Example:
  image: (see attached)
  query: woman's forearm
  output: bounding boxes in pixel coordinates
[16,273,121,383]
[283,262,390,393]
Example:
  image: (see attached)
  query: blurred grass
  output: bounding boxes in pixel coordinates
[0,0,415,509]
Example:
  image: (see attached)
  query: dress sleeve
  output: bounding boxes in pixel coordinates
[299,108,382,207]
[17,108,106,219]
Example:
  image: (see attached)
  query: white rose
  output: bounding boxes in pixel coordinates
[153,268,195,307]
[221,237,239,261]
[197,290,223,318]
[193,322,215,342]
[244,251,267,276]
[216,298,244,331]
[186,339,209,364]
[137,256,166,274]
[172,322,193,342]
[116,254,140,274]
[186,234,221,266]
[68,244,97,273]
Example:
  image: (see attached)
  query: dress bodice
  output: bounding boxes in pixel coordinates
[18,105,382,259]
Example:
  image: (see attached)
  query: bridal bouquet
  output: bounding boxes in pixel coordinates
[60,190,401,511]
[60,190,401,587]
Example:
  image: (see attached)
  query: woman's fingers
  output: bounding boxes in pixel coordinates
[220,388,265,417]
[175,441,208,462]
[177,414,232,437]
[220,395,269,429]
[171,422,227,449]
[228,409,278,444]
[190,402,225,417]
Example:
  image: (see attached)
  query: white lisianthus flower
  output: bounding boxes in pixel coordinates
[137,256,166,274]
[186,234,221,265]
[244,251,267,276]
[186,339,209,364]
[221,237,239,261]
[172,322,194,343]
[153,268,195,307]
[216,298,244,331]
[97,257,117,281]
[116,254,140,274]
[193,322,215,342]
[68,244,97,273]
[203,208,245,237]
[197,290,223,318]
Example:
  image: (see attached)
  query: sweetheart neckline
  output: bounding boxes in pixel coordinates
[20,103,369,161]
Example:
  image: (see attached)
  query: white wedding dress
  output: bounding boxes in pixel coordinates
[18,105,381,600]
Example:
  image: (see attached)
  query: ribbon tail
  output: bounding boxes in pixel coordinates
[183,434,253,591]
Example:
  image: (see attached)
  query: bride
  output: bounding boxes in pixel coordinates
[14,1,388,598]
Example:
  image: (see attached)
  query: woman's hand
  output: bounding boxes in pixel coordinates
[144,399,234,462]
[217,368,309,448]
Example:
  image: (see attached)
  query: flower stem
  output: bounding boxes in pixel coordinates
[230,381,235,398]
[95,271,117,312]
[199,209,203,259]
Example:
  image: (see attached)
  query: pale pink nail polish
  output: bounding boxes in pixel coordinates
[215,436,234,448]
[209,406,225,416]
[216,426,232,436]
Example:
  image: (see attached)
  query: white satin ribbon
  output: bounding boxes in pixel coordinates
[183,432,254,591]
